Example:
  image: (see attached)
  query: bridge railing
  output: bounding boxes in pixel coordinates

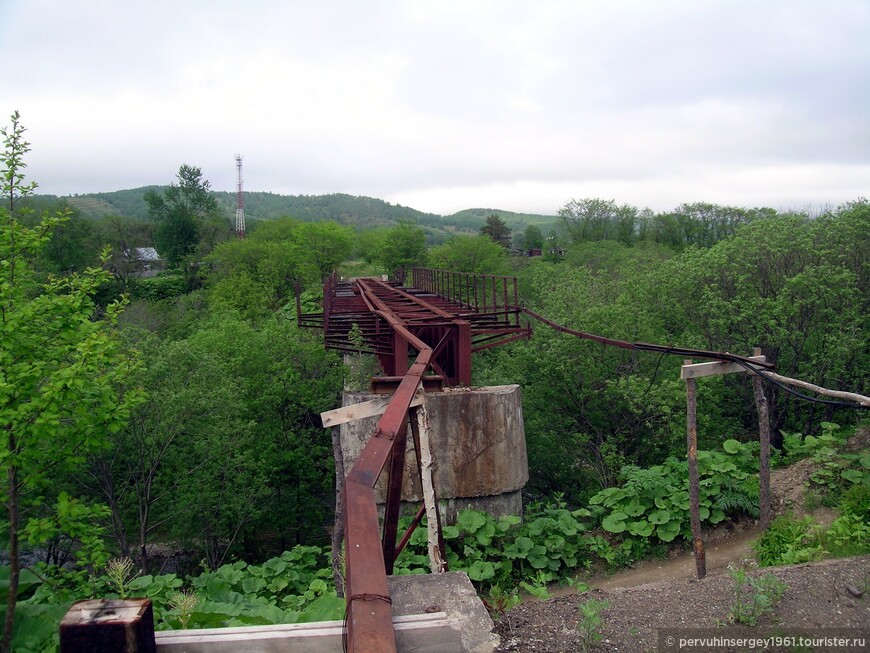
[411,267,520,326]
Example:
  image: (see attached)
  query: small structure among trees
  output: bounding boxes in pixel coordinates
[124,246,163,277]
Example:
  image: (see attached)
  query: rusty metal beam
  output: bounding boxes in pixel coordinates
[381,416,407,575]
[312,270,528,650]
[343,483,396,652]
[343,321,433,651]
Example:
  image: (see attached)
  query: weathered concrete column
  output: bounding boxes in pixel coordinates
[340,385,528,521]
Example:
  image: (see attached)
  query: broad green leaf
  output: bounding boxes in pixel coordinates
[648,509,671,525]
[627,520,655,537]
[723,439,741,454]
[841,469,863,483]
[457,510,488,533]
[601,512,628,533]
[466,560,496,581]
[656,521,681,542]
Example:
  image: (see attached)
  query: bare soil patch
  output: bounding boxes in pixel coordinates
[494,555,870,652]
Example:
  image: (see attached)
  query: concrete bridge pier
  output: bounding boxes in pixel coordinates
[339,384,528,522]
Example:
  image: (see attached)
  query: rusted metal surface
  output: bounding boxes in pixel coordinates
[341,283,436,651]
[343,484,396,652]
[299,269,529,386]
[311,270,531,650]
[381,416,408,575]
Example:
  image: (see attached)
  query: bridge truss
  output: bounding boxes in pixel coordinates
[299,268,529,651]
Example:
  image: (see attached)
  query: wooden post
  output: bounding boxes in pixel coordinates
[753,347,772,529]
[330,426,346,597]
[412,404,446,573]
[685,359,706,580]
[60,599,155,653]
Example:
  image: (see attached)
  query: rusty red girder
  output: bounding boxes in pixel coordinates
[298,269,529,650]
[300,270,529,386]
[342,285,438,651]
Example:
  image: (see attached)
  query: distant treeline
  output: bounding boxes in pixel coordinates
[32,184,835,258]
[37,188,557,244]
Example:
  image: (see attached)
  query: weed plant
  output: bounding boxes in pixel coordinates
[756,422,870,567]
[576,598,610,652]
[727,564,787,626]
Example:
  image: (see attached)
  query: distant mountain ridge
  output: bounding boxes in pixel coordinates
[45,188,557,242]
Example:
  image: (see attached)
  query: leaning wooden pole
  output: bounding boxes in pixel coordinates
[752,347,772,529]
[685,359,706,580]
[330,426,346,597]
[412,403,447,573]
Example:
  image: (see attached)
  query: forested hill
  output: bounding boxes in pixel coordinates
[49,187,556,236]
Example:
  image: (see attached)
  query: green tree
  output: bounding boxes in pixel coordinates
[523,224,544,250]
[90,312,342,568]
[375,222,428,283]
[428,235,509,274]
[294,222,353,281]
[647,202,771,250]
[1,113,143,651]
[88,325,257,571]
[480,214,511,248]
[205,217,353,318]
[38,205,97,273]
[559,198,638,245]
[353,228,388,266]
[206,236,301,318]
[648,209,868,435]
[15,197,98,275]
[144,165,228,266]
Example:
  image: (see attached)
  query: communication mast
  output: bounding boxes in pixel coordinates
[235,154,246,237]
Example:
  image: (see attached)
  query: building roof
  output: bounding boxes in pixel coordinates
[132,247,160,261]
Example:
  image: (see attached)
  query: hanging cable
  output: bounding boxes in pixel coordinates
[519,307,869,411]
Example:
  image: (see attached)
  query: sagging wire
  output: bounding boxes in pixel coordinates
[520,308,869,411]
[638,344,675,400]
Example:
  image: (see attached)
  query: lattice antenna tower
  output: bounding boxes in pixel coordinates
[235,154,246,237]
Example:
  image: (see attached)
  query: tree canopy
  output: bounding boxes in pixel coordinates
[1,112,143,651]
[523,224,544,250]
[428,235,509,274]
[480,213,511,248]
[373,222,428,282]
[144,165,229,265]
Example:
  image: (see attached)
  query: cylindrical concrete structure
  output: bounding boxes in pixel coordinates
[340,385,528,521]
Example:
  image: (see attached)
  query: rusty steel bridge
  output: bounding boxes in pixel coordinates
[300,268,530,651]
[301,268,530,389]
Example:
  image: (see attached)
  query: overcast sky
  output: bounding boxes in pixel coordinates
[1,0,868,216]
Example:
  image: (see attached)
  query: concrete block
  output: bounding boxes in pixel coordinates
[389,572,499,653]
[340,385,528,515]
